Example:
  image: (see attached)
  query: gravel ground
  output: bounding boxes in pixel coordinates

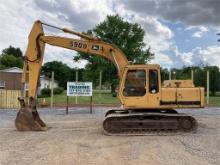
[0,106,219,165]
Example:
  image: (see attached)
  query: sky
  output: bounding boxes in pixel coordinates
[0,0,219,69]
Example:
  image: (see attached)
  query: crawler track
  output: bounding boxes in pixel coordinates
[103,109,197,135]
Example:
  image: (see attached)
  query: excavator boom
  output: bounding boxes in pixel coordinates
[22,20,128,98]
[16,20,128,131]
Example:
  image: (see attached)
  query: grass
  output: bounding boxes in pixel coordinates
[38,90,120,105]
[38,90,220,107]
[207,96,220,107]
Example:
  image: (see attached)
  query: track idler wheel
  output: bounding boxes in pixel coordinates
[15,97,47,131]
[179,117,197,132]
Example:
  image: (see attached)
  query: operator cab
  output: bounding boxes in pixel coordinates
[118,64,161,109]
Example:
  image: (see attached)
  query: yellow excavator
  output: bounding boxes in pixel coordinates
[15,20,204,134]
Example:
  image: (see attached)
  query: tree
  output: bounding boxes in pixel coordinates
[172,66,202,80]
[74,15,154,91]
[0,55,23,69]
[190,67,205,89]
[204,66,220,96]
[169,66,220,96]
[70,68,85,82]
[42,61,72,89]
[160,68,169,81]
[2,45,23,58]
[0,46,23,69]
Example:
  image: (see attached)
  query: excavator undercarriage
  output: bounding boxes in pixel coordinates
[103,109,197,135]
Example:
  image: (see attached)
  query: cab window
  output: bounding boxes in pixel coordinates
[123,70,146,96]
[149,70,159,94]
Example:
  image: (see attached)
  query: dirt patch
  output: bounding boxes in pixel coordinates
[0,107,219,165]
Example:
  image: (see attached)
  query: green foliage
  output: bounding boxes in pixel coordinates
[194,67,206,88]
[38,90,219,107]
[74,15,154,90]
[112,92,117,97]
[161,68,169,82]
[0,46,23,69]
[54,87,64,94]
[41,87,64,97]
[41,88,51,96]
[42,61,72,89]
[2,45,23,58]
[0,63,6,69]
[70,68,85,82]
[0,54,23,69]
[204,66,220,96]
[92,15,154,63]
[38,90,120,104]
[169,66,220,96]
[82,61,116,88]
[42,61,87,89]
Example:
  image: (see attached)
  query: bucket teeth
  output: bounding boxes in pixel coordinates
[15,97,47,131]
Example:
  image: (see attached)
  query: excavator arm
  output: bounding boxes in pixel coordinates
[15,20,128,131]
[23,20,128,98]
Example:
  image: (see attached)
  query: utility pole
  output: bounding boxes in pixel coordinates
[206,70,209,105]
[169,70,171,80]
[75,70,78,104]
[99,71,102,103]
[172,71,176,80]
[191,69,194,83]
[50,71,54,109]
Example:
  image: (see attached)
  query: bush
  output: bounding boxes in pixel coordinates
[112,92,117,97]
[54,87,64,94]
[41,88,51,97]
[40,87,64,97]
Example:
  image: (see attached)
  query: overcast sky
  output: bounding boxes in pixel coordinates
[0,0,219,69]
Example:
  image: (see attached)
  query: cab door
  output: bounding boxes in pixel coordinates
[147,69,160,107]
[119,68,148,108]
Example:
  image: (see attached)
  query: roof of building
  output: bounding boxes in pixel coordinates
[0,67,58,83]
[0,67,23,73]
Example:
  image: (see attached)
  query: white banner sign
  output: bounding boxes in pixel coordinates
[67,82,92,96]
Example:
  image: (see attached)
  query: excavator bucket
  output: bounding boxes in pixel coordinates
[15,97,47,131]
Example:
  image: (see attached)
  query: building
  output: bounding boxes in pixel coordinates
[39,75,58,90]
[0,67,58,92]
[0,67,23,90]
